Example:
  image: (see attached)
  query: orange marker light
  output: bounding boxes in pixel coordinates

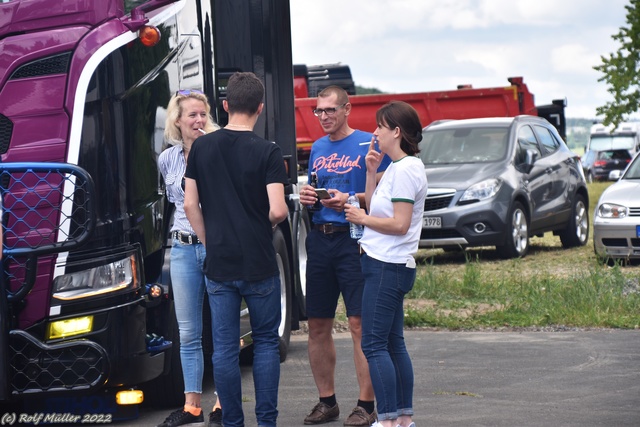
[139,25,161,47]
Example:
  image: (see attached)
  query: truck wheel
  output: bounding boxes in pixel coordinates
[239,228,292,365]
[496,201,529,259]
[559,194,589,248]
[142,306,185,408]
[274,228,292,362]
[293,210,310,317]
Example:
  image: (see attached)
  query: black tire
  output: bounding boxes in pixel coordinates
[274,228,292,363]
[293,210,310,318]
[239,228,292,365]
[142,305,185,408]
[559,194,589,248]
[496,201,529,259]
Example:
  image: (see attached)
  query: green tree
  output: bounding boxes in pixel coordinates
[594,0,640,128]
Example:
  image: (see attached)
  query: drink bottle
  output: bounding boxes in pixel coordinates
[308,171,321,211]
[347,191,363,239]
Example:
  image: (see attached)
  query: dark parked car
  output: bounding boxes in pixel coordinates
[418,116,589,258]
[581,149,632,183]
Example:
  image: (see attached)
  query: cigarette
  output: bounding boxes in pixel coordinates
[198,128,206,134]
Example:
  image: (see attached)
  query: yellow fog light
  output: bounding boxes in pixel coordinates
[47,316,93,339]
[116,389,144,405]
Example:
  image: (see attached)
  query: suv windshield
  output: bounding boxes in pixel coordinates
[420,126,509,165]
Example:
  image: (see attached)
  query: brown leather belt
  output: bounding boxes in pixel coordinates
[313,223,350,234]
[172,231,201,245]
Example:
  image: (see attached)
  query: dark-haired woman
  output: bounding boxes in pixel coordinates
[345,101,427,427]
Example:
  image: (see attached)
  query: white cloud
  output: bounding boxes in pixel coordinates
[290,0,630,118]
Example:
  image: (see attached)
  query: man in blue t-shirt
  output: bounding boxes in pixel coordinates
[299,86,390,426]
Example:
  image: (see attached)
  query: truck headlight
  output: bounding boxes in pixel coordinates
[460,179,502,203]
[52,254,139,300]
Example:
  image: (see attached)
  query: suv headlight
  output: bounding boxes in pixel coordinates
[460,179,502,203]
[52,254,139,300]
[597,203,628,219]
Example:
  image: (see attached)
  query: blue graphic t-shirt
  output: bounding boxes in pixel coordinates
[307,129,391,225]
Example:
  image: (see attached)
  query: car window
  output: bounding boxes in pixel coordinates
[515,125,541,165]
[624,155,640,179]
[584,151,595,164]
[612,150,632,159]
[534,125,560,155]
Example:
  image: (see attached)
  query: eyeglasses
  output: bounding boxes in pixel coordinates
[313,103,347,117]
[176,89,204,97]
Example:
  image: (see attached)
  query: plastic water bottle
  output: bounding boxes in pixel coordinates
[347,191,363,239]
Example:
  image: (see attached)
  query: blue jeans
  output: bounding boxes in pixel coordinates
[170,241,207,394]
[360,254,415,421]
[206,274,281,427]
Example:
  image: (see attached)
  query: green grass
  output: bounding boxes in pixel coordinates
[405,181,640,330]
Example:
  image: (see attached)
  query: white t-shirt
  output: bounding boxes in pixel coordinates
[359,156,427,265]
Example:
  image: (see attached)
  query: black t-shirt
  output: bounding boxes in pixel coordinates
[185,129,288,281]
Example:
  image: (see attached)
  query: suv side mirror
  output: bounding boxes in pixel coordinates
[521,149,538,174]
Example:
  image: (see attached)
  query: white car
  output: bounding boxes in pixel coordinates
[593,152,640,261]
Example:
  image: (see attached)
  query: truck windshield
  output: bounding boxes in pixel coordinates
[589,135,636,151]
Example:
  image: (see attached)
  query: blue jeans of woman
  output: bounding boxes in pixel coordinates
[360,253,415,421]
[206,274,281,427]
[170,241,207,394]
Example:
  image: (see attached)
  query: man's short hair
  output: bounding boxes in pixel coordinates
[226,72,265,115]
[318,85,349,105]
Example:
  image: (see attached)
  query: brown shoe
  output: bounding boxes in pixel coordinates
[343,406,377,426]
[304,402,340,425]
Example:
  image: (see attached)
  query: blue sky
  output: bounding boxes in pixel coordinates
[290,0,630,119]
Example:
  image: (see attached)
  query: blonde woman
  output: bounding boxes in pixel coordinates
[157,89,222,427]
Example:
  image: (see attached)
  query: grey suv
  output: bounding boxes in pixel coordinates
[418,116,589,258]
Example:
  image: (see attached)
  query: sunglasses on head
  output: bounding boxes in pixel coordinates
[176,89,204,97]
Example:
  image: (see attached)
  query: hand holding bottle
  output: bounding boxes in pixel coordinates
[345,191,364,239]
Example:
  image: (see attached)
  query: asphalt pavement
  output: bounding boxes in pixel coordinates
[132,329,640,427]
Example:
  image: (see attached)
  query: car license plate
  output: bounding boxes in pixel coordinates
[637,225,640,238]
[424,217,442,228]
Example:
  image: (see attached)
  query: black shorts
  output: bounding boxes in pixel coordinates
[305,229,364,318]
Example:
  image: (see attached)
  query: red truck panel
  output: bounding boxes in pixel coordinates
[295,77,538,166]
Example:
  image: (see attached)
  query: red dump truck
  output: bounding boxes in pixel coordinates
[294,64,566,169]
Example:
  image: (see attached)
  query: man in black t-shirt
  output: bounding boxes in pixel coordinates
[184,72,289,427]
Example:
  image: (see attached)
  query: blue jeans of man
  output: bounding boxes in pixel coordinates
[170,241,207,394]
[360,254,415,421]
[206,274,281,427]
